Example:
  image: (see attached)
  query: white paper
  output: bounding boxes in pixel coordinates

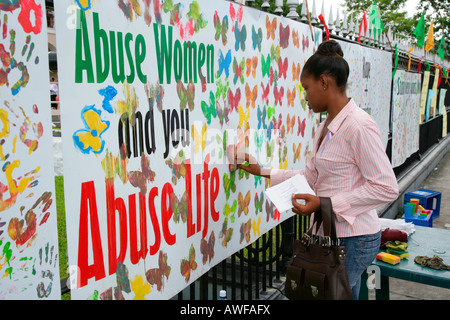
[265,174,316,213]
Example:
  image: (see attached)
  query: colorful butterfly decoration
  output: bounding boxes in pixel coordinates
[223,171,236,200]
[128,153,156,195]
[296,83,308,111]
[165,150,186,185]
[171,191,189,223]
[274,86,284,106]
[201,91,217,124]
[270,44,280,62]
[146,251,171,292]
[145,81,165,113]
[214,11,228,46]
[232,57,245,85]
[245,83,258,109]
[267,106,276,120]
[224,199,237,223]
[293,142,302,163]
[265,200,274,222]
[246,56,258,78]
[292,62,301,82]
[180,244,197,282]
[292,29,299,48]
[238,190,251,217]
[266,139,276,162]
[187,1,208,33]
[261,53,271,78]
[297,116,306,137]
[215,98,230,127]
[191,123,208,154]
[240,219,252,244]
[220,218,233,247]
[265,16,277,40]
[200,231,215,265]
[215,130,228,160]
[279,23,290,49]
[177,80,195,111]
[302,34,310,52]
[261,82,270,104]
[254,130,264,152]
[229,2,243,32]
[279,144,288,169]
[218,49,232,78]
[257,105,267,130]
[254,175,262,188]
[278,57,288,80]
[239,167,249,180]
[238,104,250,128]
[252,25,263,52]
[234,22,247,52]
[238,122,250,149]
[287,87,296,107]
[286,114,295,134]
[254,191,264,215]
[252,216,261,238]
[227,87,241,113]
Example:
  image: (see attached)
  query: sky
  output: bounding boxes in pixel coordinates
[319,0,420,20]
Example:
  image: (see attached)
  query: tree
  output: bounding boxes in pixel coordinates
[343,0,415,39]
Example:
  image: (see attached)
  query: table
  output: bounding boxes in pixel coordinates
[360,225,450,300]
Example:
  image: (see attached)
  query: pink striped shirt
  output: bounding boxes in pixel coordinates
[271,99,399,238]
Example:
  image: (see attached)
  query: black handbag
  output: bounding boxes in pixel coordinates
[285,197,353,300]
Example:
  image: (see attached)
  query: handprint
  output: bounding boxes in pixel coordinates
[34,242,57,299]
[0,12,39,96]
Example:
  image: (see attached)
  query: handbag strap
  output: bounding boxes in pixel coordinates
[304,197,338,245]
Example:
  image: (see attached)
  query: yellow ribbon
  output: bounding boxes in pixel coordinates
[407,48,413,71]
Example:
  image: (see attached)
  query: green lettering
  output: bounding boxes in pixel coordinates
[93,12,109,83]
[110,31,125,84]
[135,34,147,84]
[154,23,172,84]
[125,33,135,84]
[174,40,182,82]
[75,10,94,83]
[207,44,214,83]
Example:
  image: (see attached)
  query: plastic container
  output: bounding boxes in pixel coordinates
[404,189,441,218]
[219,290,227,300]
[402,210,433,227]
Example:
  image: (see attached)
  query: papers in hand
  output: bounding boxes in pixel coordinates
[265,174,315,213]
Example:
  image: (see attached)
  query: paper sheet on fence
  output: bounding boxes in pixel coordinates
[265,174,315,213]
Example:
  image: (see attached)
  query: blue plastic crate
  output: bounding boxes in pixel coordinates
[402,212,433,227]
[404,189,441,218]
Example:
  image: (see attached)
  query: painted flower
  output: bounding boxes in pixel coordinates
[73,105,110,155]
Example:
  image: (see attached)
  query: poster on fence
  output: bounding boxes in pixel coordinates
[54,0,321,299]
[336,40,392,149]
[391,71,422,168]
[0,1,61,299]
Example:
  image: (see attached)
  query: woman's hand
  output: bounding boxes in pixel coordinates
[291,194,321,216]
[235,153,272,178]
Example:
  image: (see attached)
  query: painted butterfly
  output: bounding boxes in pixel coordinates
[245,83,258,109]
[279,23,290,49]
[257,105,267,130]
[220,218,233,247]
[286,114,295,134]
[171,191,189,223]
[293,142,302,163]
[128,153,156,195]
[240,219,252,244]
[292,62,301,82]
[287,87,296,107]
[238,104,250,128]
[246,56,258,78]
[223,171,236,200]
[232,57,245,85]
[261,53,271,78]
[177,80,195,111]
[200,231,215,265]
[165,150,186,185]
[146,251,171,292]
[224,199,238,223]
[292,29,299,48]
[255,191,264,215]
[218,49,232,78]
[214,11,228,46]
[274,86,284,106]
[229,2,243,32]
[297,116,306,137]
[261,81,270,104]
[238,190,251,217]
[252,25,263,52]
[252,216,261,237]
[201,91,217,124]
[227,87,241,113]
[234,22,247,52]
[302,34,310,52]
[278,57,288,80]
[180,244,197,282]
[191,123,208,155]
[265,16,277,40]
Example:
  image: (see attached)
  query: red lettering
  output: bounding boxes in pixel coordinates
[105,178,127,275]
[185,160,195,238]
[202,156,210,239]
[78,181,105,288]
[210,167,220,223]
[129,193,148,265]
[148,187,161,255]
[161,183,176,246]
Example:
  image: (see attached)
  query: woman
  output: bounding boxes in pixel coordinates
[238,40,399,299]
